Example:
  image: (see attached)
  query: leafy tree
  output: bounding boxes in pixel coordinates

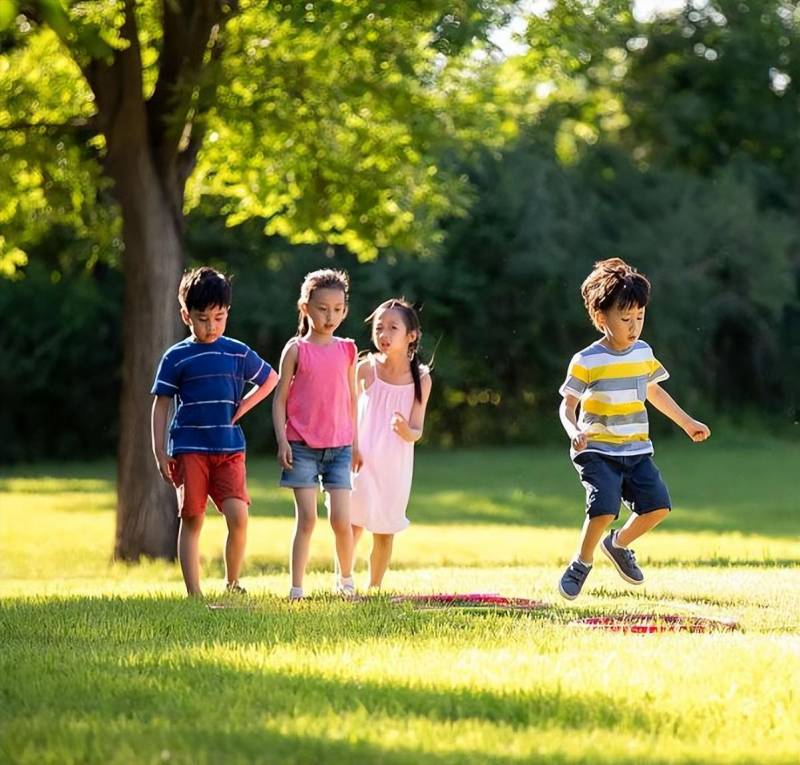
[0,0,509,559]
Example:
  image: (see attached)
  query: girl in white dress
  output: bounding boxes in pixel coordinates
[350,298,432,589]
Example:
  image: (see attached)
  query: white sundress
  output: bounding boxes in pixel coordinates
[350,355,416,534]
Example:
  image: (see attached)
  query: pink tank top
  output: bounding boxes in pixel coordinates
[285,337,356,448]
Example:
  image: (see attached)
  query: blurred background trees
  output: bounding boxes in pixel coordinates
[2,1,798,463]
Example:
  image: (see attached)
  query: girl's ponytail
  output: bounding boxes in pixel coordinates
[408,336,422,404]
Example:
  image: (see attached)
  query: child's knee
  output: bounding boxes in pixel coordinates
[329,514,350,535]
[180,514,204,532]
[296,514,316,535]
[222,499,248,527]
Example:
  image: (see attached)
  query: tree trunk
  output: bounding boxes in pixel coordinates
[78,0,225,560]
[112,147,184,561]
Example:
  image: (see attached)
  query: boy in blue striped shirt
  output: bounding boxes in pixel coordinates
[151,267,278,597]
[558,258,711,600]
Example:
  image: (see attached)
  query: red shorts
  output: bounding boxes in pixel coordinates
[169,452,250,518]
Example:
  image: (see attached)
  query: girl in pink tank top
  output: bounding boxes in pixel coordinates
[349,298,433,589]
[272,269,360,600]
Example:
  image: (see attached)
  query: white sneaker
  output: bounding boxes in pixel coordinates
[335,576,356,598]
[288,586,304,601]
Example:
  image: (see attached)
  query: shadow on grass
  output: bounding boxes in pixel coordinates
[1,596,766,765]
[649,558,800,568]
[3,444,799,539]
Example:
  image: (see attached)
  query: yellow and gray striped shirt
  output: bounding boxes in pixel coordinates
[559,340,669,457]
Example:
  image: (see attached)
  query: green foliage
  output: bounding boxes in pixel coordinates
[0,256,122,462]
[0,23,119,274]
[2,0,799,461]
[0,0,510,272]
[621,0,800,183]
[2,131,797,461]
[190,2,509,258]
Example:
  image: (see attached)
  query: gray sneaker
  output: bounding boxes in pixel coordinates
[601,531,644,584]
[559,559,592,600]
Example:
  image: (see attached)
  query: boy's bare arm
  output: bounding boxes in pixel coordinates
[559,394,587,450]
[233,369,279,423]
[151,396,175,483]
[647,383,711,442]
[272,341,298,469]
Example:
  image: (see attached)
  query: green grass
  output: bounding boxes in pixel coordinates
[1,440,799,764]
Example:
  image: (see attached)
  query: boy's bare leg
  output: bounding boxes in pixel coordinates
[577,514,615,564]
[221,498,249,586]
[178,514,205,597]
[290,488,318,588]
[615,507,669,547]
[350,524,365,574]
[327,489,353,579]
[368,533,394,589]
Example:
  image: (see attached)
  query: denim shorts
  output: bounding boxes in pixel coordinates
[280,441,352,491]
[573,451,671,519]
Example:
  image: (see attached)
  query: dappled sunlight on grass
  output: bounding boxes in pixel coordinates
[2,443,799,764]
[3,584,799,764]
[0,476,113,495]
[4,504,796,588]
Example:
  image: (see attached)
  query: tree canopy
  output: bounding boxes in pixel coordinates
[1,0,798,557]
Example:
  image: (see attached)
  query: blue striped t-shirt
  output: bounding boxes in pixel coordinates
[151,336,272,455]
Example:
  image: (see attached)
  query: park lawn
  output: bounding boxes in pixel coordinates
[1,441,799,764]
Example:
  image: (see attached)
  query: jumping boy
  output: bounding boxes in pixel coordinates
[558,258,711,600]
[151,267,278,597]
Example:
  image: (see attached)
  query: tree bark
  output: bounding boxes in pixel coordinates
[74,0,226,560]
[89,5,186,560]
[112,145,184,561]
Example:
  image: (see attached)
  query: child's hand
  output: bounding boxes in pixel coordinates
[684,419,711,442]
[351,447,363,473]
[571,432,588,451]
[391,411,412,440]
[155,453,176,485]
[277,441,293,470]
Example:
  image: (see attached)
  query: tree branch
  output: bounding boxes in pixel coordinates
[176,22,226,190]
[147,0,229,166]
[81,0,147,160]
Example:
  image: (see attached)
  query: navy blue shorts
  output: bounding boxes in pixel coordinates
[280,441,352,491]
[572,451,671,519]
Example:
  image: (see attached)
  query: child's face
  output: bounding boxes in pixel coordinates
[373,308,416,357]
[182,304,229,344]
[302,287,348,336]
[597,303,645,351]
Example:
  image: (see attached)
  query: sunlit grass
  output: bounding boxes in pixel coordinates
[1,441,799,764]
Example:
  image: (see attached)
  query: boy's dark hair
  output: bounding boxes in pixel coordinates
[581,258,650,330]
[296,268,350,335]
[367,297,425,403]
[178,267,232,312]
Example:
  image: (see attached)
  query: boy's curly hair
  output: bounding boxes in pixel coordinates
[581,258,650,330]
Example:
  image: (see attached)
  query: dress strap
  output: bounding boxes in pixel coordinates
[366,353,378,387]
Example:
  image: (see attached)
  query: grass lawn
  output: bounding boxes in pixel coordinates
[1,439,799,764]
